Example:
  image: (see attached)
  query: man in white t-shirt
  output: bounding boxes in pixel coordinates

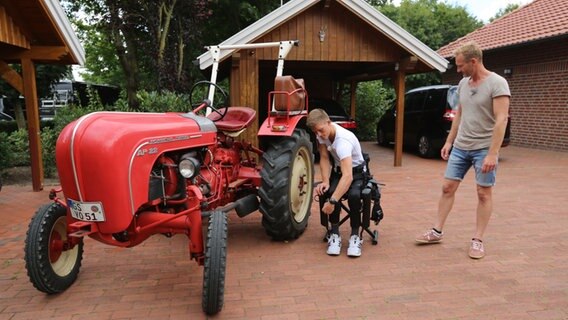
[307,108,367,257]
[415,41,510,259]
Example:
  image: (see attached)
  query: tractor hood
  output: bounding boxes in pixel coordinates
[56,111,217,232]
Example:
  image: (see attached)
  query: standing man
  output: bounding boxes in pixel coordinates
[307,109,367,257]
[415,41,510,259]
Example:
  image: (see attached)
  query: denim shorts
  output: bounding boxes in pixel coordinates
[445,147,497,187]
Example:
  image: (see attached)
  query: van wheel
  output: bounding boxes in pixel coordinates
[417,134,435,158]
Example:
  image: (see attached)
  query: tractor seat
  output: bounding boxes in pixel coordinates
[207,107,256,132]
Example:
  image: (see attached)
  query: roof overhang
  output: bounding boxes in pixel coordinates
[196,0,448,73]
[43,0,85,65]
[0,0,85,65]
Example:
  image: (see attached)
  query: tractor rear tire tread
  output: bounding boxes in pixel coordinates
[259,129,313,240]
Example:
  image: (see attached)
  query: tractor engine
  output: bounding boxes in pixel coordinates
[147,145,242,208]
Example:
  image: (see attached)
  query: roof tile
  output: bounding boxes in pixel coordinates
[437,0,568,57]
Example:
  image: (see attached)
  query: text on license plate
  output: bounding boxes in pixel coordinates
[68,199,105,222]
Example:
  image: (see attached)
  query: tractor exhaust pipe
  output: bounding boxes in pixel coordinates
[201,194,259,218]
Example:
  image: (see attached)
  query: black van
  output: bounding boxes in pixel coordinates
[376,84,511,158]
[376,85,458,158]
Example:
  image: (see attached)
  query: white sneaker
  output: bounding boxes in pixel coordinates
[327,234,341,256]
[347,235,362,257]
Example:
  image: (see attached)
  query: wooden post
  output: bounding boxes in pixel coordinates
[349,80,356,119]
[21,58,44,191]
[230,53,240,107]
[392,67,406,167]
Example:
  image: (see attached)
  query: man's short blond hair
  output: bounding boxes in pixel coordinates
[454,41,483,62]
[306,108,330,130]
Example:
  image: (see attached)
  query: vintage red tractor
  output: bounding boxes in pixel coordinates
[24,41,314,315]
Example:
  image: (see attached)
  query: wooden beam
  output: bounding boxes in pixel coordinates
[349,80,356,119]
[392,68,405,167]
[404,56,418,71]
[0,60,24,94]
[230,53,240,107]
[2,46,70,61]
[21,58,44,191]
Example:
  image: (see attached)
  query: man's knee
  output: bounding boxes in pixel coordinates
[441,179,459,196]
[476,185,492,203]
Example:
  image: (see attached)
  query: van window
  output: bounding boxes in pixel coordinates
[405,91,427,112]
[424,89,446,111]
[447,86,459,110]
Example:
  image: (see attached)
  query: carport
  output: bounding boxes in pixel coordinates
[196,0,448,166]
[0,0,85,191]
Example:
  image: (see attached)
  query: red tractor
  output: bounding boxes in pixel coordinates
[24,41,314,315]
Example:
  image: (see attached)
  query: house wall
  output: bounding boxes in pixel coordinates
[442,39,568,152]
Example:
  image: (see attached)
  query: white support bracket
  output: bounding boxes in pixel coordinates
[204,40,299,115]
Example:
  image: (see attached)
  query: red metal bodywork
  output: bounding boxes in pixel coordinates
[57,112,217,233]
[54,86,307,261]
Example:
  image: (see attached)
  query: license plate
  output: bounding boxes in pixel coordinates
[68,199,106,222]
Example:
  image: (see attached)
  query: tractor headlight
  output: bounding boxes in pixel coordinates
[179,157,199,178]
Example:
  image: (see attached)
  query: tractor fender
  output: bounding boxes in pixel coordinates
[258,114,307,137]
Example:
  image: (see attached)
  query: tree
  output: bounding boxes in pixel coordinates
[489,3,519,22]
[378,0,482,89]
[65,0,211,108]
[379,0,482,52]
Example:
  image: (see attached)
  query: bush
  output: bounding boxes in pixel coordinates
[352,81,395,141]
[0,132,15,170]
[41,127,58,178]
[0,120,19,134]
[7,129,30,166]
[134,90,192,113]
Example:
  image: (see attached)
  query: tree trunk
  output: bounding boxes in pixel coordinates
[107,0,140,109]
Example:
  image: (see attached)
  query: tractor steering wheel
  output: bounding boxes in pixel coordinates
[189,81,229,121]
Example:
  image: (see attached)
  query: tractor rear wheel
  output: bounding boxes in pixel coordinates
[24,203,83,294]
[202,211,228,315]
[259,129,314,240]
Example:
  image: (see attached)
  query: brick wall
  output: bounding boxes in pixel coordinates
[441,38,568,152]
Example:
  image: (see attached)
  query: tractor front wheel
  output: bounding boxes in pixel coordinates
[259,129,314,240]
[202,211,228,315]
[24,203,83,294]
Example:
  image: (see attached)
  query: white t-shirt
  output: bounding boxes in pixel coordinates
[316,123,365,168]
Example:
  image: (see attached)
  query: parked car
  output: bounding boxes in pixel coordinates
[308,97,357,161]
[376,84,511,158]
[309,97,357,131]
[0,96,14,121]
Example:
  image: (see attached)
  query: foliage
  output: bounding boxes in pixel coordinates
[134,90,192,113]
[378,0,483,90]
[489,3,520,22]
[65,0,207,108]
[353,81,395,141]
[379,0,483,51]
[41,127,58,178]
[365,0,392,5]
[0,132,15,170]
[0,120,19,134]
[5,129,30,167]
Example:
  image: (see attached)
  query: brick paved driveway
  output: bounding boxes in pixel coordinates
[1,143,567,320]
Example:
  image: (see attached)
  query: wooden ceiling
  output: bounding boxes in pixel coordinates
[0,0,82,64]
